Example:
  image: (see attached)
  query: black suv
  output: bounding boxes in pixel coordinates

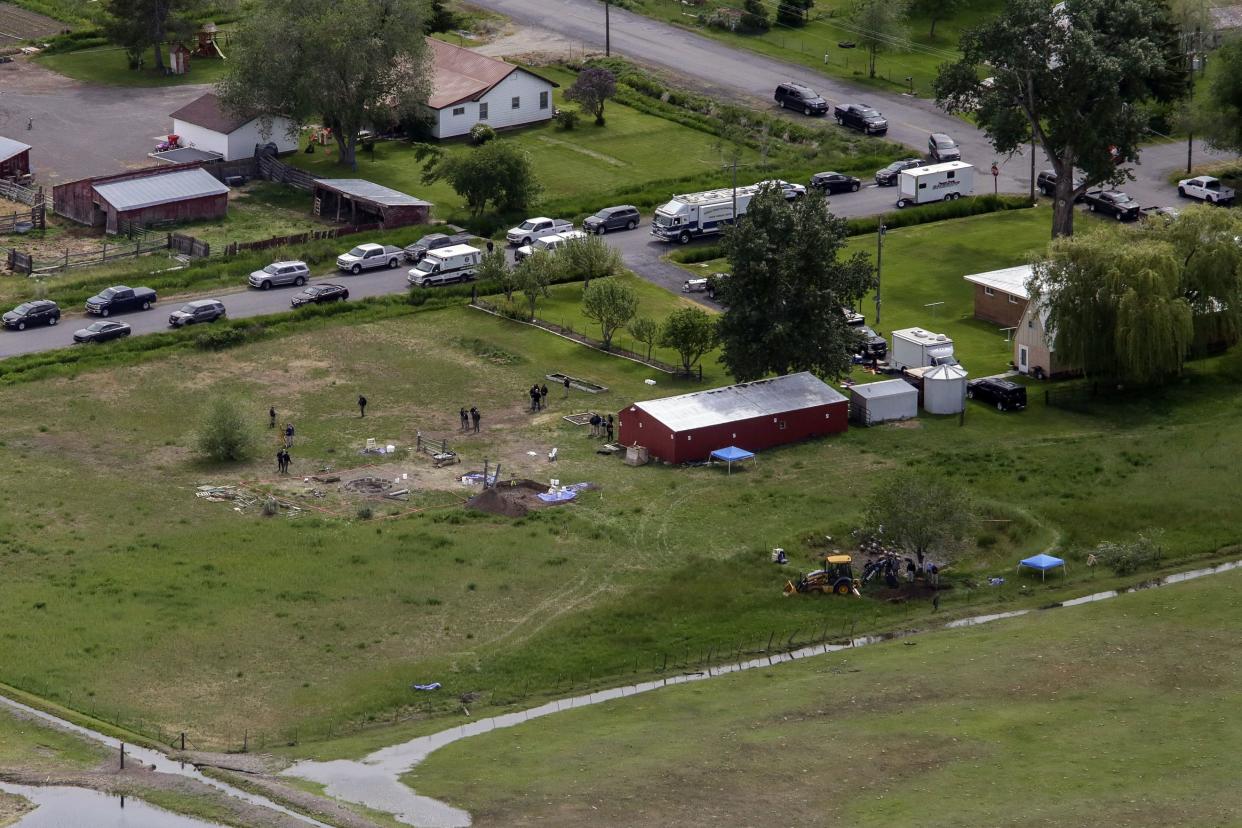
[967,377,1027,411]
[1036,169,1086,201]
[3,300,60,331]
[875,158,923,187]
[810,171,862,194]
[583,205,641,234]
[855,325,888,360]
[774,82,829,116]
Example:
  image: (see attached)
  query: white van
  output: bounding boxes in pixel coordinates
[407,244,482,287]
[896,161,975,209]
[514,230,589,262]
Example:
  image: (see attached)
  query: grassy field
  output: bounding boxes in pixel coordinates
[410,563,1242,827]
[0,209,1237,763]
[630,0,1002,97]
[289,65,895,229]
[37,44,230,86]
[0,706,107,772]
[168,182,334,250]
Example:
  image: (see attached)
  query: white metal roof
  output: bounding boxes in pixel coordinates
[633,372,846,432]
[849,379,917,400]
[963,264,1033,300]
[314,178,431,207]
[671,183,764,206]
[93,168,229,212]
[906,161,973,176]
[0,136,32,164]
[892,327,952,344]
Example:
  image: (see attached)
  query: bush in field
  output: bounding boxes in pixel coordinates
[554,108,580,130]
[196,397,257,463]
[469,123,496,145]
[1094,532,1164,576]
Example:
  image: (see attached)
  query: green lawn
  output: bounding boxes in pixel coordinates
[38,44,230,86]
[169,181,334,250]
[631,0,1003,97]
[290,65,894,227]
[0,705,107,772]
[1,212,1239,761]
[410,563,1242,828]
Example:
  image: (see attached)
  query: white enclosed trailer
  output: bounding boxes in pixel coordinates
[896,161,975,209]
[891,327,959,370]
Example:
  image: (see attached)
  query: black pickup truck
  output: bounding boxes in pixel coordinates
[833,103,888,135]
[85,285,158,316]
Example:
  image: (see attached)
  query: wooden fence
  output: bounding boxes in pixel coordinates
[0,203,44,234]
[7,234,172,275]
[0,179,45,207]
[258,155,316,190]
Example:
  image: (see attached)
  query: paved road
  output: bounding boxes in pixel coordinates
[469,0,1234,209]
[0,262,422,358]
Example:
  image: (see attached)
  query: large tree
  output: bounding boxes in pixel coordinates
[659,307,718,374]
[850,0,909,79]
[582,279,639,349]
[564,67,616,126]
[516,249,558,320]
[1146,206,1242,351]
[104,0,201,72]
[912,0,961,38]
[1193,38,1242,155]
[418,141,541,216]
[717,187,875,382]
[217,0,431,170]
[1033,233,1194,384]
[934,0,1188,238]
[864,474,974,562]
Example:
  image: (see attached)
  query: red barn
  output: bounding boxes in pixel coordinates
[53,165,229,234]
[0,136,32,181]
[618,372,848,464]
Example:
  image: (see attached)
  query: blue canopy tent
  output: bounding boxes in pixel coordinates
[710,445,755,475]
[1017,553,1067,582]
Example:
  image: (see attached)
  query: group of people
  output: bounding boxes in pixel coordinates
[275,447,292,474]
[863,551,941,589]
[268,395,368,475]
[459,406,482,433]
[529,383,549,412]
[588,412,614,441]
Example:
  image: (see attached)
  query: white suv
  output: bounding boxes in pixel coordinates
[249,261,310,290]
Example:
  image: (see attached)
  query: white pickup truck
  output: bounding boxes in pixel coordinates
[336,243,404,274]
[506,217,573,247]
[1177,175,1235,205]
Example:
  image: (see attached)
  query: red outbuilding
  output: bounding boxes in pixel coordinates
[0,136,32,182]
[618,371,848,464]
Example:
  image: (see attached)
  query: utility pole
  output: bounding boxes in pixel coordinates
[605,0,611,57]
[1187,29,1200,174]
[875,224,886,326]
[1030,135,1036,202]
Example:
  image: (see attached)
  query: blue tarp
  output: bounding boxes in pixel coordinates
[1020,554,1065,570]
[711,446,755,463]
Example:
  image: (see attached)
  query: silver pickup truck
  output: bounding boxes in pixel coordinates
[336,243,404,274]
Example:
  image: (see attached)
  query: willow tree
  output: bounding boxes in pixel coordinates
[1148,206,1242,351]
[217,0,431,170]
[1034,234,1194,384]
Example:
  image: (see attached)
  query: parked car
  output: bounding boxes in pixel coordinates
[336,243,403,274]
[168,299,226,327]
[403,232,474,263]
[833,103,888,134]
[854,324,888,360]
[1083,189,1141,221]
[515,230,589,262]
[583,205,641,234]
[875,158,923,187]
[809,171,862,194]
[1178,175,1235,204]
[291,283,349,307]
[928,133,961,162]
[85,285,156,316]
[73,320,131,344]
[966,377,1027,411]
[248,260,310,290]
[3,300,60,331]
[1036,169,1086,200]
[759,179,807,200]
[506,217,573,246]
[774,82,829,115]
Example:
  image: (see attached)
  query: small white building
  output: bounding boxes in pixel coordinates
[848,379,918,426]
[423,38,558,139]
[169,93,298,161]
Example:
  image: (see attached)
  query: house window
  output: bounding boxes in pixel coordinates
[479,102,489,120]
[1028,319,1034,328]
[539,91,549,110]
[511,96,521,109]
[778,421,787,430]
[983,286,994,297]
[947,171,956,179]
[452,106,465,116]
[1008,294,1020,304]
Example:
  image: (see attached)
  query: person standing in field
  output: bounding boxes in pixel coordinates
[470,407,481,433]
[460,407,470,431]
[540,384,549,409]
[358,395,367,417]
[285,423,294,448]
[269,406,277,429]
[563,376,571,398]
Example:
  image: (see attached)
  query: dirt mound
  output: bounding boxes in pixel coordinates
[466,486,528,517]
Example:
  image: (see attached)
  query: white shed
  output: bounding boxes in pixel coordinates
[170,93,298,161]
[423,38,558,139]
[922,364,969,414]
[849,379,919,426]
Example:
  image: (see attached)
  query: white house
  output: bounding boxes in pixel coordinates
[169,93,298,161]
[424,38,558,139]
